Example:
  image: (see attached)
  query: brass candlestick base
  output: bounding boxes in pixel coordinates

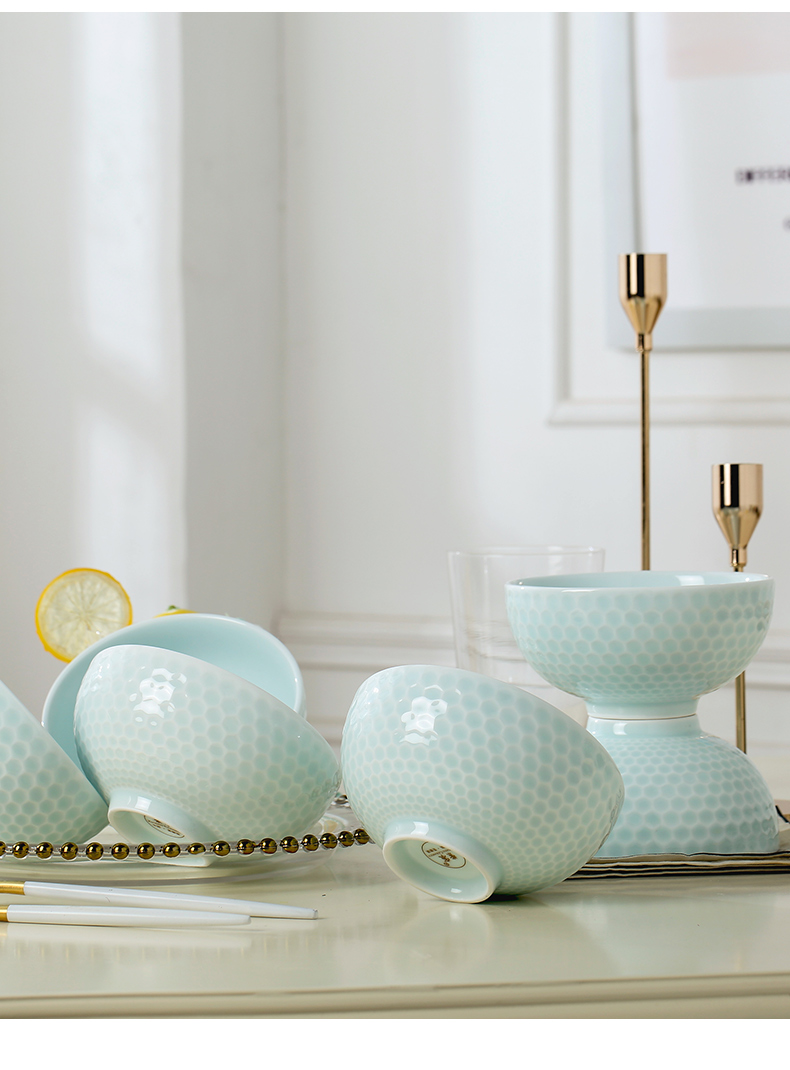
[712,463,763,753]
[619,254,667,570]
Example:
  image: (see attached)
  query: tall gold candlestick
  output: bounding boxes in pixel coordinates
[712,462,763,753]
[619,254,667,570]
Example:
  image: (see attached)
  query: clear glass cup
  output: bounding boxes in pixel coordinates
[447,546,605,723]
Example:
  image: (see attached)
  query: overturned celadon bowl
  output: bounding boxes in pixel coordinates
[0,680,108,844]
[74,645,339,844]
[341,665,624,902]
[42,612,306,778]
[506,571,779,855]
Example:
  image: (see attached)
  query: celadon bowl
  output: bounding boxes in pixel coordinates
[43,612,306,777]
[587,714,778,856]
[74,645,339,844]
[505,571,774,719]
[341,665,624,902]
[506,571,779,856]
[0,680,108,843]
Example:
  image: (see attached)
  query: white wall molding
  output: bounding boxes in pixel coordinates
[750,629,790,689]
[277,612,456,672]
[551,397,790,427]
[277,611,790,688]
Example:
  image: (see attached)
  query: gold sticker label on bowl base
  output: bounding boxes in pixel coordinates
[422,842,466,868]
[144,816,184,838]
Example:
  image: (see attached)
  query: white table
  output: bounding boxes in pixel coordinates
[2,845,790,1017]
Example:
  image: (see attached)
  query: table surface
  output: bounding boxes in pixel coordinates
[3,846,790,1017]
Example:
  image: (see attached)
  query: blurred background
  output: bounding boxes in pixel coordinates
[2,13,790,775]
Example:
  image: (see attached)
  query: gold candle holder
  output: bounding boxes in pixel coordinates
[712,463,763,753]
[619,254,667,570]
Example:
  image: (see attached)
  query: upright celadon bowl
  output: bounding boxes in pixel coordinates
[0,680,108,844]
[506,571,774,720]
[506,572,779,856]
[43,613,306,777]
[341,665,624,902]
[74,645,339,844]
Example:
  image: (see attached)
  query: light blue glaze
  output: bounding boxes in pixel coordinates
[506,571,779,856]
[42,613,306,777]
[0,680,107,843]
[506,571,774,716]
[587,715,779,856]
[75,645,338,843]
[341,664,624,901]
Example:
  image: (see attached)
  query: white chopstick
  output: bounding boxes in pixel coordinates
[0,904,250,928]
[0,880,318,920]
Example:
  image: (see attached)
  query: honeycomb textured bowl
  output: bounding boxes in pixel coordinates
[589,715,779,856]
[43,612,306,777]
[506,572,774,715]
[0,680,108,843]
[341,665,624,902]
[74,645,339,844]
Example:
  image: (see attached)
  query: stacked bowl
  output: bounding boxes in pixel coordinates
[505,571,779,857]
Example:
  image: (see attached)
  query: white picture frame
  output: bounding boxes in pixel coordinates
[601,13,790,350]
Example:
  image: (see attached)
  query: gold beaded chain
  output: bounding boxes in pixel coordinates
[0,827,372,862]
[0,798,371,863]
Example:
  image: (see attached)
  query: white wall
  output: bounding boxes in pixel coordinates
[0,13,281,721]
[0,13,788,796]
[278,13,790,787]
[0,13,185,718]
[182,14,283,629]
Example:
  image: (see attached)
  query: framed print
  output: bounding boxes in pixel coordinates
[602,13,790,349]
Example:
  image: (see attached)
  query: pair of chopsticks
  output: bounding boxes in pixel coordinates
[0,880,317,928]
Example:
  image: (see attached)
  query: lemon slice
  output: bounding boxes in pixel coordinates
[155,606,193,616]
[36,568,133,662]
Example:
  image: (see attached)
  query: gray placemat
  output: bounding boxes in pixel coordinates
[568,803,790,879]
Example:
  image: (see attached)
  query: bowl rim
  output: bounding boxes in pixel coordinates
[507,570,773,592]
